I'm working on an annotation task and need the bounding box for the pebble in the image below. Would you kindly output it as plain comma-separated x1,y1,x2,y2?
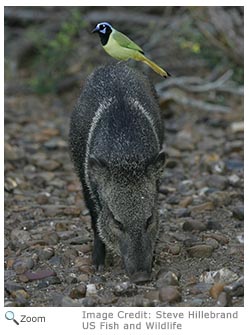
182,219,207,232
5,177,18,191
38,246,54,260
232,206,244,220
225,159,243,171
86,283,97,296
132,296,155,307
37,276,61,288
187,244,213,258
35,159,61,171
224,276,244,297
188,282,212,295
206,174,227,190
200,268,239,284
25,269,56,281
144,290,160,301
69,284,87,299
168,244,181,255
13,257,34,274
156,270,179,288
114,281,137,297
216,291,231,307
36,192,51,205
228,174,240,186
174,208,191,218
5,281,24,293
204,238,219,249
209,283,225,299
10,228,31,249
60,296,82,307
230,121,243,133
159,286,182,303
43,232,59,245
179,196,193,208
190,202,214,213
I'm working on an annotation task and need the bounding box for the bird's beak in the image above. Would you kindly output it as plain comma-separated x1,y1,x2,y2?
92,27,99,33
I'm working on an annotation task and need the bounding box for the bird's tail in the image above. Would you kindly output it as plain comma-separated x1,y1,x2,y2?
138,54,171,78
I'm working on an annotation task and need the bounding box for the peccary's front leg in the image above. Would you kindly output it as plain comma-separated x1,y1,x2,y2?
92,232,106,271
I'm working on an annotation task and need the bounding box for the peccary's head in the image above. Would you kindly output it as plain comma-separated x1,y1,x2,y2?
88,151,166,281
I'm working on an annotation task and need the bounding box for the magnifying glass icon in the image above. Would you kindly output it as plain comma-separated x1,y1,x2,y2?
5,311,19,325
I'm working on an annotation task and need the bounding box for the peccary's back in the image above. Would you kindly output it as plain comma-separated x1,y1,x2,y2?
69,62,163,179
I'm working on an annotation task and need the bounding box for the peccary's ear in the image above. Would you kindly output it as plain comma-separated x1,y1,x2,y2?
155,151,168,173
89,156,106,169
147,151,167,176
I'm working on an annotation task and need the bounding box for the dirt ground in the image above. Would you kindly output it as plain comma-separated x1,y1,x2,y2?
4,6,244,307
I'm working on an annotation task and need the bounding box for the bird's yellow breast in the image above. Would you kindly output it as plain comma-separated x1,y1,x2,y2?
103,35,135,61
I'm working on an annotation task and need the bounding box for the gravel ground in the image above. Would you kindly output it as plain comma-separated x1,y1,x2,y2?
4,6,244,307
4,88,244,307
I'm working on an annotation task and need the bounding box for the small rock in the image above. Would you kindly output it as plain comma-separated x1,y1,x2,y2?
179,196,193,208
36,159,61,171
174,208,190,218
230,121,243,133
38,246,54,260
5,177,18,192
228,174,240,186
13,257,34,274
132,296,155,307
78,274,90,282
225,159,243,171
168,244,181,255
216,291,231,307
224,276,244,297
61,296,82,307
66,273,78,284
36,192,51,205
25,269,56,281
114,281,137,297
210,283,225,299
187,245,213,258
69,284,87,299
206,175,227,190
156,270,179,288
190,202,214,213
5,281,24,293
188,282,212,295
144,290,160,301
232,207,244,220
86,283,97,296
204,238,219,249
10,229,31,249
200,268,239,284
182,219,207,232
43,232,59,245
159,286,181,303
11,289,30,300
37,276,61,288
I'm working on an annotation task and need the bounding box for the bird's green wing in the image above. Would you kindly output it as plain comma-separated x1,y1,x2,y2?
112,30,144,53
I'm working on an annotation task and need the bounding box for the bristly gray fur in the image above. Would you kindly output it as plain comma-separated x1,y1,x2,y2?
69,62,165,278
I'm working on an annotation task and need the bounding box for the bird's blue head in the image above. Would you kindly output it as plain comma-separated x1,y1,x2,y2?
92,22,113,35
92,22,113,45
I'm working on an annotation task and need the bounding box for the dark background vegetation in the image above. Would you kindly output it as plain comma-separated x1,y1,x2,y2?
4,6,244,307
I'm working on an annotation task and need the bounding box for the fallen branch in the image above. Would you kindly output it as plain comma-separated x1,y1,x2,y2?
159,89,231,113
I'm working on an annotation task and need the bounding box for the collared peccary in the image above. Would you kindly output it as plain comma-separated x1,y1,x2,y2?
69,62,166,282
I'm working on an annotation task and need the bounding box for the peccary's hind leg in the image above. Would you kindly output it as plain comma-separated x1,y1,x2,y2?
81,180,106,270
92,231,106,271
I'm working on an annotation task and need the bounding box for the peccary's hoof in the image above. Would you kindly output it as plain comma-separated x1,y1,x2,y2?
93,264,104,272
130,272,152,284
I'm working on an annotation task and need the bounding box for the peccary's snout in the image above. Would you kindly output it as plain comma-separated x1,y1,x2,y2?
120,231,154,283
